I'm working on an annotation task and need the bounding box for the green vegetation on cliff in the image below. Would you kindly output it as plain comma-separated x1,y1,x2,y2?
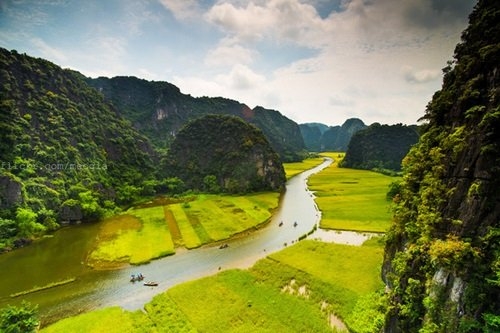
0,48,156,250
341,123,419,172
383,1,500,331
87,76,306,161
164,114,286,193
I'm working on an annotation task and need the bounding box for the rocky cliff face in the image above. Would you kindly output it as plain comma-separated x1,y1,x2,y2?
383,1,500,332
0,175,23,208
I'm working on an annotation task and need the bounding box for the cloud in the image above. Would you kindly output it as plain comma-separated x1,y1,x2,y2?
216,64,266,90
205,0,327,48
158,0,201,20
403,66,441,84
30,38,68,63
402,0,475,29
204,38,258,67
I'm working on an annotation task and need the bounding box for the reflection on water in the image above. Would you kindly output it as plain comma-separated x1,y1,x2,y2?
308,228,380,245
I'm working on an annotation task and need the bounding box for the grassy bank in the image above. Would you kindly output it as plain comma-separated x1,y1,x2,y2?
309,152,398,232
87,192,280,268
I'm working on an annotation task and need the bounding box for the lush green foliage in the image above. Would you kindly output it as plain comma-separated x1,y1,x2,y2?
0,301,39,333
383,1,500,331
0,48,157,250
341,123,419,171
87,76,306,162
165,115,286,193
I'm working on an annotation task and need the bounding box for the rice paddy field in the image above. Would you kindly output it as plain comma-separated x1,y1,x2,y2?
87,192,280,268
283,156,325,179
42,154,392,332
41,239,385,333
309,152,398,232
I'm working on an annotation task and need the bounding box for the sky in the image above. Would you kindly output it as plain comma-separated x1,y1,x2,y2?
0,0,476,126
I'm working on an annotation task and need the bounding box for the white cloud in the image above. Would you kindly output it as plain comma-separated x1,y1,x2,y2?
403,66,441,84
216,64,266,90
1,0,473,127
204,38,258,67
30,38,68,64
158,0,201,20
205,0,327,47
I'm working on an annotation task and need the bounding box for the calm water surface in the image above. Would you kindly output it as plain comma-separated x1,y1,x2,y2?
0,158,361,326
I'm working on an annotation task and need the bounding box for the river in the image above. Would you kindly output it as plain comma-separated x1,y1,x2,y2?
0,157,371,326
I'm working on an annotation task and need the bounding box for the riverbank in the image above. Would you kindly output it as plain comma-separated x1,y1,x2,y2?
309,152,398,233
41,238,385,333
39,156,393,331
1,157,331,327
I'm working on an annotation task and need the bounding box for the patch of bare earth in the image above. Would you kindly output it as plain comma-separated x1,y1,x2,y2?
282,280,348,331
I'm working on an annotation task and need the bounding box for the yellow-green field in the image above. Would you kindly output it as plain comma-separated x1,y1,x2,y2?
283,156,325,179
42,153,393,332
87,193,280,268
309,152,398,232
42,239,385,333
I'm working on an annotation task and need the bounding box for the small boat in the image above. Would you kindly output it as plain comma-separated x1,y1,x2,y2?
144,281,158,287
130,274,145,282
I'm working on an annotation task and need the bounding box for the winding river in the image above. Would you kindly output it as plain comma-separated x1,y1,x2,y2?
0,157,369,325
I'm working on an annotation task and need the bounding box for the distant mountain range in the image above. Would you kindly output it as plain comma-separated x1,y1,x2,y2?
0,46,420,251
299,118,367,151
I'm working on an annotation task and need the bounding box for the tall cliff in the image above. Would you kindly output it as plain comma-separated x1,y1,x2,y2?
383,1,500,332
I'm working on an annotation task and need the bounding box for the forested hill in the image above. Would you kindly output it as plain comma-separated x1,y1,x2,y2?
341,123,419,172
0,48,301,251
164,114,286,193
383,0,500,331
299,118,366,151
0,48,156,249
87,76,305,162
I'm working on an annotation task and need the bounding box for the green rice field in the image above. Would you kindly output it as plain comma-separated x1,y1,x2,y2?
42,239,384,333
42,153,392,332
87,193,280,268
309,152,398,232
283,156,325,179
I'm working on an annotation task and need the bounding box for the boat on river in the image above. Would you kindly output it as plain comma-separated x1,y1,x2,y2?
144,281,158,287
130,274,144,282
